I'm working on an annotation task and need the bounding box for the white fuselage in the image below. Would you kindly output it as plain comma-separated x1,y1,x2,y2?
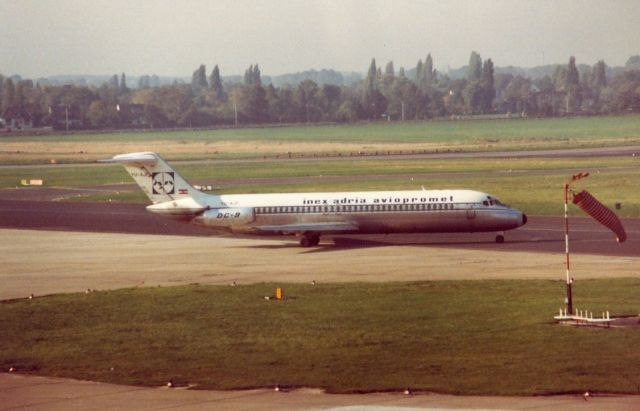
148,189,527,236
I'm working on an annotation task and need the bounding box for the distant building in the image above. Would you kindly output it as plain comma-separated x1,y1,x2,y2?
2,106,33,130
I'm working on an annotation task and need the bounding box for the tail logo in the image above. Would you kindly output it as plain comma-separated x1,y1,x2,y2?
152,172,175,194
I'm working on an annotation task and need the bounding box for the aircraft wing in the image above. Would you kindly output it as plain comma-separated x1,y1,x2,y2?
254,221,358,234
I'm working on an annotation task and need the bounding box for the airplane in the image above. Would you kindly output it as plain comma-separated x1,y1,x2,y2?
102,152,527,247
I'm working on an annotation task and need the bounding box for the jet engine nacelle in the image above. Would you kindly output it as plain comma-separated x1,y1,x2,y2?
195,207,255,228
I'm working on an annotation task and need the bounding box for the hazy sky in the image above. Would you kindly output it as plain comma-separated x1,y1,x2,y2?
1,0,638,78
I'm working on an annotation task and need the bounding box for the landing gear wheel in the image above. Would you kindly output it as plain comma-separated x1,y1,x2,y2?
300,237,312,247
300,234,320,247
495,234,505,244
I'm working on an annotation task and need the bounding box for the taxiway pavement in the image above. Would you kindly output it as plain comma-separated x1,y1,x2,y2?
0,198,637,257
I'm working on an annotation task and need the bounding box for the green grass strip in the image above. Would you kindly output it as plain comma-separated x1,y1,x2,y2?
3,116,640,144
2,280,640,395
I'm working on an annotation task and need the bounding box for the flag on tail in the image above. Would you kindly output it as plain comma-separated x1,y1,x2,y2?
572,190,626,243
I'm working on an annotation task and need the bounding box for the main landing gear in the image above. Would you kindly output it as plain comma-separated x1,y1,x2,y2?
299,233,320,247
495,232,505,243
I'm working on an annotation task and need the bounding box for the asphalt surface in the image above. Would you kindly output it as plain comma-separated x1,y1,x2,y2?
0,198,637,257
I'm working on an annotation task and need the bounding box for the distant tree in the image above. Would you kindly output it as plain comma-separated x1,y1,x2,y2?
209,65,225,100
108,74,119,89
552,65,567,91
444,78,467,115
591,60,607,90
178,103,215,127
494,73,514,98
318,84,341,121
243,65,253,85
503,76,534,114
467,51,483,82
362,58,386,120
244,64,261,86
149,84,192,124
87,100,118,127
462,80,484,114
385,61,394,77
295,80,320,122
565,56,582,112
0,74,4,112
380,61,396,97
191,64,208,91
120,73,128,93
415,59,423,83
566,56,580,88
242,84,267,123
418,53,435,91
276,87,298,123
533,75,557,116
2,78,15,111
254,64,262,85
398,67,406,78
237,64,267,122
480,58,495,112
337,99,360,122
386,76,418,120
264,84,281,122
14,82,25,107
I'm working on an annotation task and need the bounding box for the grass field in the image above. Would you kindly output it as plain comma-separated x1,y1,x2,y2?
2,280,639,395
1,116,640,164
3,116,640,144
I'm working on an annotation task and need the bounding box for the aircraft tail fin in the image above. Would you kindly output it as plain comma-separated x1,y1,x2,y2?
101,152,204,204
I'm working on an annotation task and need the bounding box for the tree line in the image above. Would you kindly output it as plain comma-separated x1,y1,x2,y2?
2,52,640,130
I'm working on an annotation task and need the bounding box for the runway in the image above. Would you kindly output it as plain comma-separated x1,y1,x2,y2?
0,198,637,257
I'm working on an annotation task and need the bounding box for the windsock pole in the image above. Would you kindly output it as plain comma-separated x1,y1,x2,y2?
564,172,589,315
564,182,573,315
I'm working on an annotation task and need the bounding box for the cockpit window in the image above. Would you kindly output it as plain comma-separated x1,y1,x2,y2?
483,197,508,207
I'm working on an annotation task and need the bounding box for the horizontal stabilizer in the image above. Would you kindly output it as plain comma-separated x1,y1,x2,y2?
99,152,158,166
255,221,358,233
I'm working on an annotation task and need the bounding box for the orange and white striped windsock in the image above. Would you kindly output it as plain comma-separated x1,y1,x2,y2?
572,190,627,243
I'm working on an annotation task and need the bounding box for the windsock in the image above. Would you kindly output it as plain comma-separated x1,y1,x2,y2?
572,190,626,243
